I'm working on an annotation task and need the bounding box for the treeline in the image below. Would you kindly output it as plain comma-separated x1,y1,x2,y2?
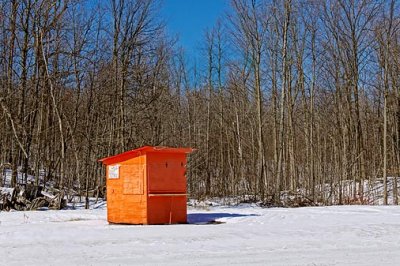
0,0,399,205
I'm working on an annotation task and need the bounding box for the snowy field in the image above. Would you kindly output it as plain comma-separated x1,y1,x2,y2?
1,205,400,266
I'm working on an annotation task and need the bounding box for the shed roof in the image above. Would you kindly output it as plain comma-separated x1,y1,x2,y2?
99,146,195,165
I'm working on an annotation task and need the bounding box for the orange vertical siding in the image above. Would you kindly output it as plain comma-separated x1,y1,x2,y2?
147,195,187,224
146,152,187,224
107,155,148,224
147,152,187,193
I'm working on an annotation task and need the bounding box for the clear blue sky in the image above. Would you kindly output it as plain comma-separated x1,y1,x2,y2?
160,0,229,57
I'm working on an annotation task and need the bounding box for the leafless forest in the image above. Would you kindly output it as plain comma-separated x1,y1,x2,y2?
0,0,399,206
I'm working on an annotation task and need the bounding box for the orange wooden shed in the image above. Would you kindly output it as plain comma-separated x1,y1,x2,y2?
99,146,194,225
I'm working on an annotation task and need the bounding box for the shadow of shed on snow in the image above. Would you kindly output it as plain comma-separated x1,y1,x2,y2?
187,212,259,224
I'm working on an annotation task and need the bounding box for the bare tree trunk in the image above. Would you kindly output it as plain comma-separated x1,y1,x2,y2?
276,0,291,202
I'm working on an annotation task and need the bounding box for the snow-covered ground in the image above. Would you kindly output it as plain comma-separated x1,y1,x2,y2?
1,205,400,266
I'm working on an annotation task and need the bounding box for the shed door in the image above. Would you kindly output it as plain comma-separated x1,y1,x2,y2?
122,164,144,195
148,159,186,193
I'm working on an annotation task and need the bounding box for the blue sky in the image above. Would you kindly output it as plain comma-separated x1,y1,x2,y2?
160,0,229,57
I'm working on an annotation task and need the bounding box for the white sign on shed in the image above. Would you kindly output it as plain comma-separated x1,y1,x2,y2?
108,165,120,179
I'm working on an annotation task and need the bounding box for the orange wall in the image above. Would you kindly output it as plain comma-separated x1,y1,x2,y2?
147,195,187,224
106,155,148,224
146,152,187,193
146,152,187,224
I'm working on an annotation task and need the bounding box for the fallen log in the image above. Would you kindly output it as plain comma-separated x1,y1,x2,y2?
29,197,49,210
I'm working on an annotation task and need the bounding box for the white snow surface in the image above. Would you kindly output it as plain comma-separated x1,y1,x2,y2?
1,205,400,265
